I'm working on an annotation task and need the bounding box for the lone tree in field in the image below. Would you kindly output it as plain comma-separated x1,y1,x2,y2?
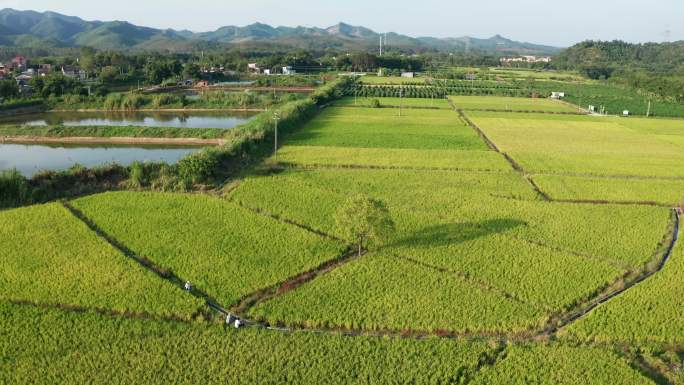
334,194,395,257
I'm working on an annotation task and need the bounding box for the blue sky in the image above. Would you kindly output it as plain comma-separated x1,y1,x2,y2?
0,0,680,47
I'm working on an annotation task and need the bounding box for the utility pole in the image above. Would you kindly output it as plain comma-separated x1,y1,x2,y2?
379,35,383,56
399,87,403,117
273,112,281,161
647,100,652,117
579,93,582,113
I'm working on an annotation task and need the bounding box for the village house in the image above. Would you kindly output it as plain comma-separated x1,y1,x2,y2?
282,66,296,75
11,55,27,70
38,64,52,76
401,72,415,78
248,63,261,73
61,65,87,80
16,68,37,82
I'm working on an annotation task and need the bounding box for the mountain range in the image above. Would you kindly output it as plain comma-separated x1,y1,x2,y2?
0,8,562,55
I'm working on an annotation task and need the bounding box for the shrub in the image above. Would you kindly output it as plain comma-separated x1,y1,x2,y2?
104,94,123,110
150,164,179,192
151,94,179,108
128,161,145,188
121,94,147,110
0,169,29,208
177,148,221,184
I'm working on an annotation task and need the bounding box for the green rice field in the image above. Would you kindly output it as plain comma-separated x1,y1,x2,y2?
4,92,684,383
449,96,580,113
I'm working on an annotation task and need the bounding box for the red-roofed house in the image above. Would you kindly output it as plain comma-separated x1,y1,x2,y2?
11,56,27,70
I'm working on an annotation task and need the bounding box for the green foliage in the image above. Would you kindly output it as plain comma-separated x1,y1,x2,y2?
334,96,450,109
335,194,394,254
177,147,221,184
0,79,19,98
103,93,123,110
29,74,83,97
120,94,146,110
0,204,204,318
72,192,346,305
182,63,202,80
197,90,281,109
128,161,145,188
144,59,182,85
0,98,43,111
0,169,29,208
253,75,320,87
150,94,182,108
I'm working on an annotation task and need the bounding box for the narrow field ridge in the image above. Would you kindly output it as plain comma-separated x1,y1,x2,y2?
61,201,230,317
542,208,680,337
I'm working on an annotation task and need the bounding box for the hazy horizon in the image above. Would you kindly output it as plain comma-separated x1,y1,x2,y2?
0,0,681,47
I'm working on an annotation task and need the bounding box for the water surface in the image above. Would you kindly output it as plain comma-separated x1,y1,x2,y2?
0,143,202,177
0,111,257,129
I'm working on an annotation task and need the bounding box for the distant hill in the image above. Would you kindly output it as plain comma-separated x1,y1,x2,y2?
553,40,684,72
0,9,562,55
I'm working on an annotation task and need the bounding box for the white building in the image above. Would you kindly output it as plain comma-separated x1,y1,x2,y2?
282,66,296,75
401,72,415,78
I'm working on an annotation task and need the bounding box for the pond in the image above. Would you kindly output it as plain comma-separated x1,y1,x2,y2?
0,143,202,177
0,111,258,129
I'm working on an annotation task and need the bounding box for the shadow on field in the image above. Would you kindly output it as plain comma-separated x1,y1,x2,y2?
390,219,526,248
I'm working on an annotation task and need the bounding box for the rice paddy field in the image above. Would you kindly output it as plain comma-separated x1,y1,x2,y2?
449,95,580,113
3,94,684,384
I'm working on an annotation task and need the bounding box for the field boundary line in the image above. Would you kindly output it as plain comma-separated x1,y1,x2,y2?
455,107,587,116
460,343,510,385
504,234,633,271
453,104,551,201
531,171,684,182
541,208,680,337
392,253,547,311
7,299,195,324
279,161,513,174
230,247,359,315
230,200,346,243
490,192,674,209
61,201,231,317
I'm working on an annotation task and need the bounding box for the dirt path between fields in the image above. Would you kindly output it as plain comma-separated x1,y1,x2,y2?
62,201,230,318
451,101,551,201
541,208,680,337
0,136,225,146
